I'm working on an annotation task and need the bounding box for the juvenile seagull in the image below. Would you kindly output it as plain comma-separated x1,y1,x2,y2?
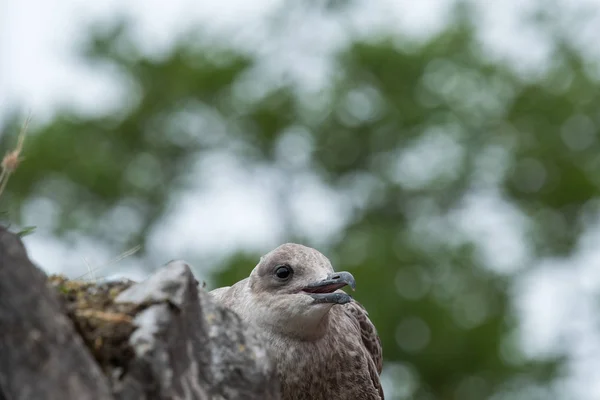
210,243,383,400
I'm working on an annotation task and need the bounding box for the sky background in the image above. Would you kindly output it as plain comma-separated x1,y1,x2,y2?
2,0,600,398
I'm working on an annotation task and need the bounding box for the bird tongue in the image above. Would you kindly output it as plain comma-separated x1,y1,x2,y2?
302,283,347,294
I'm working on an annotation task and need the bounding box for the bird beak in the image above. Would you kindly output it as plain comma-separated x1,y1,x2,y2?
302,271,356,305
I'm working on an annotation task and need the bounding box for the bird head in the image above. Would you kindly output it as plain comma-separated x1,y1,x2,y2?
247,243,356,339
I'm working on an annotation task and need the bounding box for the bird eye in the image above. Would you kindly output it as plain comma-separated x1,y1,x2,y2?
275,265,292,280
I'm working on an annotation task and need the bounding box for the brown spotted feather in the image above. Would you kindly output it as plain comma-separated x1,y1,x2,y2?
344,300,384,399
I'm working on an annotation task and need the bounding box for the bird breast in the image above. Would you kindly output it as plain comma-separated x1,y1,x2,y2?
266,307,382,400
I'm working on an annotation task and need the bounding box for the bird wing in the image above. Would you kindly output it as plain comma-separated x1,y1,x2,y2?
209,286,239,311
344,299,384,399
209,278,250,310
209,286,231,302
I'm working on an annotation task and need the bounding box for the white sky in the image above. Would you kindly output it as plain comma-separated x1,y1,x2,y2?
2,0,600,398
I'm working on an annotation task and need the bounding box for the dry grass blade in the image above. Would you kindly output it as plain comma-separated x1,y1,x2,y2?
74,309,133,324
0,113,31,199
75,244,143,281
83,257,96,282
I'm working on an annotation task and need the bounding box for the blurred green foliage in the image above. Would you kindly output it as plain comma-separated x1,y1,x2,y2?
2,2,599,399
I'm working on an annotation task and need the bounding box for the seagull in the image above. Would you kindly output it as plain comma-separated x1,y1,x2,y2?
210,243,384,400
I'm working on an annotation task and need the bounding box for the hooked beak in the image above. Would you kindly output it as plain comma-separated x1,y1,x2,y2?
302,271,356,305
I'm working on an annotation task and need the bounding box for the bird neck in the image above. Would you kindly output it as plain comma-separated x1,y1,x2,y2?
277,304,334,341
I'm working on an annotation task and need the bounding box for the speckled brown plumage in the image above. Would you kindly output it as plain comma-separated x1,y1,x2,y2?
210,243,384,400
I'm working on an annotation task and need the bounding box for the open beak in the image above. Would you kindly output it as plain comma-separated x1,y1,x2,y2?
302,271,356,305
